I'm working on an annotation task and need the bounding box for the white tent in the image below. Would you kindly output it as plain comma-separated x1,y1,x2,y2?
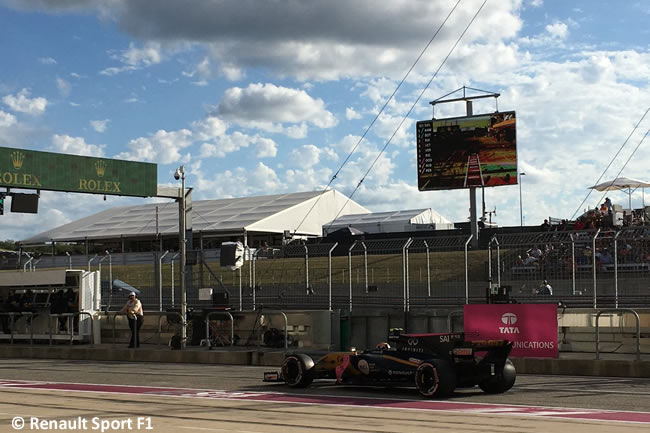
324,208,454,236
21,190,370,244
588,177,650,210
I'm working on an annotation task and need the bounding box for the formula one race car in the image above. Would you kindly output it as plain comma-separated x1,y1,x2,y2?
264,330,515,398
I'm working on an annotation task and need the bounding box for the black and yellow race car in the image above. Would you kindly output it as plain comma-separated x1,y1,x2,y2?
265,330,515,398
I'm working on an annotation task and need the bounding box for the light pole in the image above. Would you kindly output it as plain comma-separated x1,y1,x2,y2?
519,172,526,226
174,165,187,349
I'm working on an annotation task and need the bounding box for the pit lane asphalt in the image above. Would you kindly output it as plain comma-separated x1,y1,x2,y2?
0,358,649,413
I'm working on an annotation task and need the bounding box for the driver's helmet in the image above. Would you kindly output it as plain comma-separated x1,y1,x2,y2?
376,342,391,350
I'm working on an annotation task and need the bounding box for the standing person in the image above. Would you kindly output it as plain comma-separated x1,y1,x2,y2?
121,292,143,348
536,280,553,296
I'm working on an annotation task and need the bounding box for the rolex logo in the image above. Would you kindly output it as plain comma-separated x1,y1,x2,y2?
95,160,106,177
11,151,24,169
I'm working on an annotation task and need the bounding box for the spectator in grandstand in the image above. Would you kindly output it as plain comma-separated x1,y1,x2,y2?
530,246,543,260
121,292,143,348
540,219,550,231
599,203,609,216
536,280,553,296
600,249,614,267
573,218,586,231
604,197,613,213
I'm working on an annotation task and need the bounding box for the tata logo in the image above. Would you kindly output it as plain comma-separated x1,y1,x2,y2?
499,312,520,334
407,338,419,346
501,312,517,325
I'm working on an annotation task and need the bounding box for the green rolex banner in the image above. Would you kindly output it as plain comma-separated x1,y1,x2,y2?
0,146,157,197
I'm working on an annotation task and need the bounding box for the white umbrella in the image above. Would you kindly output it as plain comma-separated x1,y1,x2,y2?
589,177,650,210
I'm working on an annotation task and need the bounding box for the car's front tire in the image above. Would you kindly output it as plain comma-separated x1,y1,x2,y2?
415,359,456,398
281,355,314,388
478,359,516,394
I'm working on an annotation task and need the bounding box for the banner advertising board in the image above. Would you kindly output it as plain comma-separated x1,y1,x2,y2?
0,146,157,197
417,111,517,191
464,304,558,358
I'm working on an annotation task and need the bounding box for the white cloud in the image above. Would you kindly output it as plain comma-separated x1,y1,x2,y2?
221,63,243,81
100,42,163,75
192,116,228,141
285,166,332,191
199,131,277,159
99,65,136,76
195,162,283,198
288,144,322,167
345,107,362,120
529,0,543,7
116,129,193,164
200,131,250,158
51,134,105,157
2,89,48,115
254,137,277,158
56,77,71,97
216,83,337,134
285,123,308,139
0,110,17,128
121,41,162,66
38,57,57,65
90,119,110,133
546,21,569,39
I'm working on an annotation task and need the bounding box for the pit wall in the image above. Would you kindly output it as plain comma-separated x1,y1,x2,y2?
96,307,650,354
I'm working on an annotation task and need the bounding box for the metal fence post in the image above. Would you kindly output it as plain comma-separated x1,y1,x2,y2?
328,242,338,311
158,250,169,312
87,254,97,272
405,238,413,312
97,254,107,311
303,245,309,294
464,234,473,304
171,252,179,308
348,241,357,312
614,230,620,308
592,228,601,308
423,240,431,297
570,233,576,295
362,242,368,294
487,238,493,283
402,238,413,313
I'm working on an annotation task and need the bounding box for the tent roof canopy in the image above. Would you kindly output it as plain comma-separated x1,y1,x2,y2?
21,190,369,245
588,177,650,191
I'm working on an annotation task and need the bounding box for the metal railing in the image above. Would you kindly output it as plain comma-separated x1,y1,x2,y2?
447,310,464,333
48,311,94,345
0,311,94,345
595,308,641,361
205,311,234,348
0,312,34,344
257,309,288,350
110,311,183,347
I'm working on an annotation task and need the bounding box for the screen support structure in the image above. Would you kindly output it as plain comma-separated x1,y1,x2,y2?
429,87,500,248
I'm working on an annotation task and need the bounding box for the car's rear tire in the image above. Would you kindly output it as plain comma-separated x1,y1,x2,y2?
281,355,314,388
415,359,456,398
479,359,516,394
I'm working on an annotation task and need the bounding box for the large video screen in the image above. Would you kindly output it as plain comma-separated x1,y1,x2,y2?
417,111,517,191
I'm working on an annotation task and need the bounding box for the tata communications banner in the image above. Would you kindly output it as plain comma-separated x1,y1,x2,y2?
464,304,558,358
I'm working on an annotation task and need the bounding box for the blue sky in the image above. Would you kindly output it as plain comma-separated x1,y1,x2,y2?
1,0,649,241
